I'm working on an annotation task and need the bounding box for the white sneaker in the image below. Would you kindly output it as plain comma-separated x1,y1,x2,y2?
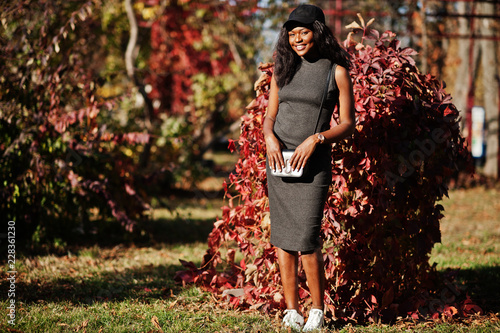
302,308,324,332
282,309,304,331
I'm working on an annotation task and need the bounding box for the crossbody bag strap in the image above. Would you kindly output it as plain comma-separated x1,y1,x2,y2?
313,63,335,134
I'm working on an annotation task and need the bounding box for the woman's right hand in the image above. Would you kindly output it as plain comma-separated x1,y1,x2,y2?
265,134,284,172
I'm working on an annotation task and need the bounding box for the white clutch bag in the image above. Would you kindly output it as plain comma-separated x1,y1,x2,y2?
270,150,304,178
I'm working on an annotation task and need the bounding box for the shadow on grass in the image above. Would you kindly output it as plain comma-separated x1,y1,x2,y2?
80,215,217,248
9,196,223,305
30,192,225,253
7,188,225,257
452,265,500,314
13,261,199,305
1,192,223,305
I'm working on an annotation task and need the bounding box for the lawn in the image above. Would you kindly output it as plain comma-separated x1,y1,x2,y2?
1,184,500,332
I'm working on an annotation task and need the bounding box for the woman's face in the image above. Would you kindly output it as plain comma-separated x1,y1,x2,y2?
288,26,317,58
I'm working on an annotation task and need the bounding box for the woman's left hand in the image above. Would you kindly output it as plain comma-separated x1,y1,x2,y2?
289,134,319,171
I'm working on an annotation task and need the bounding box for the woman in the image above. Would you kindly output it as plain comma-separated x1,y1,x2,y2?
263,4,355,331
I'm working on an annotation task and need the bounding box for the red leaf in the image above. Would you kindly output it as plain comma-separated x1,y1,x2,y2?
228,139,237,152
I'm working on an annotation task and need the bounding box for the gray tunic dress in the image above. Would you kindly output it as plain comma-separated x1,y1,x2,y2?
267,58,338,252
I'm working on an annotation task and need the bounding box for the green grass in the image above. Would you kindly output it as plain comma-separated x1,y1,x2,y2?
5,292,277,332
1,186,500,332
431,186,500,269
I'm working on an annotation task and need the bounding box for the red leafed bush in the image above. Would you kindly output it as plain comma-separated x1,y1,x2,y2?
176,19,474,323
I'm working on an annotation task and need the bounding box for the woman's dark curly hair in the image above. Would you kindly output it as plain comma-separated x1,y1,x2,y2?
274,20,351,88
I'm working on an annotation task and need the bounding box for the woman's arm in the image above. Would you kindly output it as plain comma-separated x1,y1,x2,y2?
263,75,285,172
322,65,356,143
289,65,356,171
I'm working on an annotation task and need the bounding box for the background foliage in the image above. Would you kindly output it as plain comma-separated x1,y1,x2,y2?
176,19,473,323
0,1,149,250
0,0,270,250
139,0,262,186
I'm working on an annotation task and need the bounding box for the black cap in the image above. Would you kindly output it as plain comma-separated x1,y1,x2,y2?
283,4,325,30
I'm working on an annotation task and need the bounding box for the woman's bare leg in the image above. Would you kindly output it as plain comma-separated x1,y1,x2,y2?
301,248,325,310
277,248,300,311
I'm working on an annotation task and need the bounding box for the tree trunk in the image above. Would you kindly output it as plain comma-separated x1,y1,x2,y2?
478,2,499,178
453,1,479,134
420,0,428,74
124,0,154,168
